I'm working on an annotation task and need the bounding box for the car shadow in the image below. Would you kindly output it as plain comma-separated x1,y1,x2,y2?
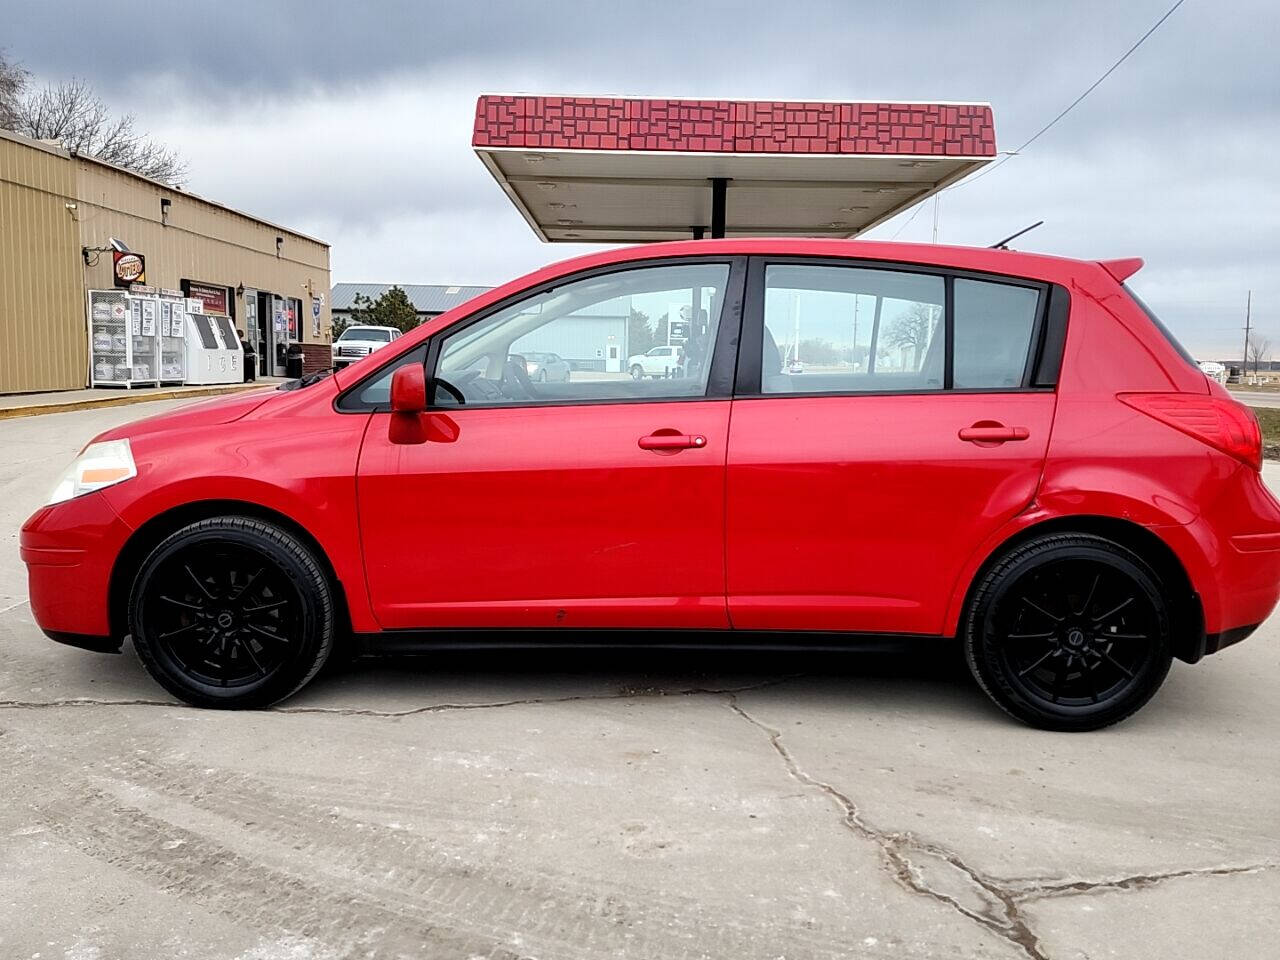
291,642,984,717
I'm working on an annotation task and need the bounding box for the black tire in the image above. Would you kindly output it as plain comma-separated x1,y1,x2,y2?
128,516,334,708
963,534,1173,731
630,364,644,381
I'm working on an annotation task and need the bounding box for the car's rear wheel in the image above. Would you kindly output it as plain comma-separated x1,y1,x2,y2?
630,364,644,380
963,534,1173,731
128,517,334,708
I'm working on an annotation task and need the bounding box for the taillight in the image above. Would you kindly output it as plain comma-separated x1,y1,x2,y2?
1119,392,1262,471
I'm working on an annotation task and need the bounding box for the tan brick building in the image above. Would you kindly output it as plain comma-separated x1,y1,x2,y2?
0,128,332,393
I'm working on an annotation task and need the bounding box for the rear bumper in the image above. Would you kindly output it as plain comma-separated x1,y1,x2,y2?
20,492,132,644
1205,622,1259,656
1167,467,1280,655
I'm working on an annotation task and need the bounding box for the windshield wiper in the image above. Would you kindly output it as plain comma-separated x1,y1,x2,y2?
277,368,335,392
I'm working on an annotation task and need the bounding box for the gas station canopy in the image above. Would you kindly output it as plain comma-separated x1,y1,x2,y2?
473,95,996,242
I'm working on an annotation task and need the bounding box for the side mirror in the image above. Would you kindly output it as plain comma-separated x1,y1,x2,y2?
390,364,427,414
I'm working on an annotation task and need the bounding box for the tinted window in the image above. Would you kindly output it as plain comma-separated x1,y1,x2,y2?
952,279,1040,388
761,265,945,394
435,263,730,406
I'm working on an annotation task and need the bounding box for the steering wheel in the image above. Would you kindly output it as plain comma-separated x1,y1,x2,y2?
434,367,481,405
501,355,536,400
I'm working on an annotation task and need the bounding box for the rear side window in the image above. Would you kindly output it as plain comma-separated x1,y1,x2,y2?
1125,286,1199,368
953,279,1040,388
754,263,1046,395
760,264,946,394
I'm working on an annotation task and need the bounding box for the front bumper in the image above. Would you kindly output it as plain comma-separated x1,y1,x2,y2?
20,491,133,647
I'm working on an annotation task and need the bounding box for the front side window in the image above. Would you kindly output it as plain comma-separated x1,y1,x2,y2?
435,262,730,407
761,265,946,394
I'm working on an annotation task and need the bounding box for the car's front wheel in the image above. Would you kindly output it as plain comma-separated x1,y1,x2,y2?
629,364,644,380
963,533,1173,731
128,516,334,708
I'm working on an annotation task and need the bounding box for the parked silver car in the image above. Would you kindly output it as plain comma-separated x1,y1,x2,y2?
514,351,571,383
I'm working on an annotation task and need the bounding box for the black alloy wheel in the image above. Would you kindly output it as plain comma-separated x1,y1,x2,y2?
129,517,334,708
964,534,1173,731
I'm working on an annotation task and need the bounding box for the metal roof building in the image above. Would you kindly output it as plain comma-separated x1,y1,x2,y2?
330,283,491,319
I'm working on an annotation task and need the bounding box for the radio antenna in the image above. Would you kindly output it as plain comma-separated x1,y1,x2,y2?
989,221,1044,250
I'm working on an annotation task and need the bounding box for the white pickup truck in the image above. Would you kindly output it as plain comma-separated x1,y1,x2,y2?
627,345,683,380
331,325,401,369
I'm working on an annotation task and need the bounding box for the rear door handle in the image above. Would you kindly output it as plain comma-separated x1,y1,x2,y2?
638,433,707,451
958,423,1030,443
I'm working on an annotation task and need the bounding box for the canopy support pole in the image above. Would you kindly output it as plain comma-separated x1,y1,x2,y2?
710,178,727,238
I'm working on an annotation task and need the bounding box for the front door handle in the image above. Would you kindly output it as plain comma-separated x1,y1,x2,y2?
638,432,707,451
958,422,1030,443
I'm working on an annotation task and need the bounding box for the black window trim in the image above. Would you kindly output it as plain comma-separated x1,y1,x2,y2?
734,255,1069,399
334,255,748,414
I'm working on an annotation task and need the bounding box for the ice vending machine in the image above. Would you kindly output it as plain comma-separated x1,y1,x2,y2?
183,300,242,384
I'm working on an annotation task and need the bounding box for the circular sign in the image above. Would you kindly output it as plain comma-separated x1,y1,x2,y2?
114,253,145,283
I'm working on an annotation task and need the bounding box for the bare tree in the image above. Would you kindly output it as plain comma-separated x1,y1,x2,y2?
884,302,940,370
1,51,187,185
1247,331,1272,377
0,49,29,129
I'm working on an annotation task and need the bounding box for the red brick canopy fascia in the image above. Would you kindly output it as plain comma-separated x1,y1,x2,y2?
474,95,996,158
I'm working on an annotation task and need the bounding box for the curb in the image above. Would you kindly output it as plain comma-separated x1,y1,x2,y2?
0,383,272,421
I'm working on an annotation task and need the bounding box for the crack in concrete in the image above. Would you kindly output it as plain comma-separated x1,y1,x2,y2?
0,697,182,710
725,693,1050,960
0,675,802,717
1011,862,1277,901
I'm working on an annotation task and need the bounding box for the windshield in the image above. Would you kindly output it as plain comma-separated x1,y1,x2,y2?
340,328,392,342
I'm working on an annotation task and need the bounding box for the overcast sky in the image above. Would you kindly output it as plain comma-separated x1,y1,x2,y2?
10,0,1278,357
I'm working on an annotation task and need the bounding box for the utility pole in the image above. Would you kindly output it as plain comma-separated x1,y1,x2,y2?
1243,290,1252,381
852,296,859,369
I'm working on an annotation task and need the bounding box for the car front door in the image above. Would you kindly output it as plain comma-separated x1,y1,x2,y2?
354,258,745,631
725,258,1061,635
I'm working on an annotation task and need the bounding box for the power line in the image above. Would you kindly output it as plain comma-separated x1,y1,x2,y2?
955,0,1188,192
889,0,1189,239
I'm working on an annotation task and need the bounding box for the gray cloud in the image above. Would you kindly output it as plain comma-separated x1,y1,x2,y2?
7,0,1278,356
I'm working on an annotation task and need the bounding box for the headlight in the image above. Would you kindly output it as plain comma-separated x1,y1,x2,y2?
47,439,137,505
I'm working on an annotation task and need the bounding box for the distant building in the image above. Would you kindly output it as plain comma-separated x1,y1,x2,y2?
330,283,491,328
330,282,631,371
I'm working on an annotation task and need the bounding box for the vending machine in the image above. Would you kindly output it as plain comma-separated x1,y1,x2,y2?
183,299,242,384
158,291,188,383
89,290,161,387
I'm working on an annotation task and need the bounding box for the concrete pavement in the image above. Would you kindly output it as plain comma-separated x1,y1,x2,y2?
1,399,1278,960
1229,390,1280,409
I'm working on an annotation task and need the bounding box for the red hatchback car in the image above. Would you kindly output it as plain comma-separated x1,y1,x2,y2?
21,239,1280,729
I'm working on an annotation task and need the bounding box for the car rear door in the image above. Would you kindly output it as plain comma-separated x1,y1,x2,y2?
725,257,1063,635
353,257,746,631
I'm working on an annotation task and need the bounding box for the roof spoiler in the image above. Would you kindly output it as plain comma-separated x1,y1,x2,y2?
1100,258,1144,283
